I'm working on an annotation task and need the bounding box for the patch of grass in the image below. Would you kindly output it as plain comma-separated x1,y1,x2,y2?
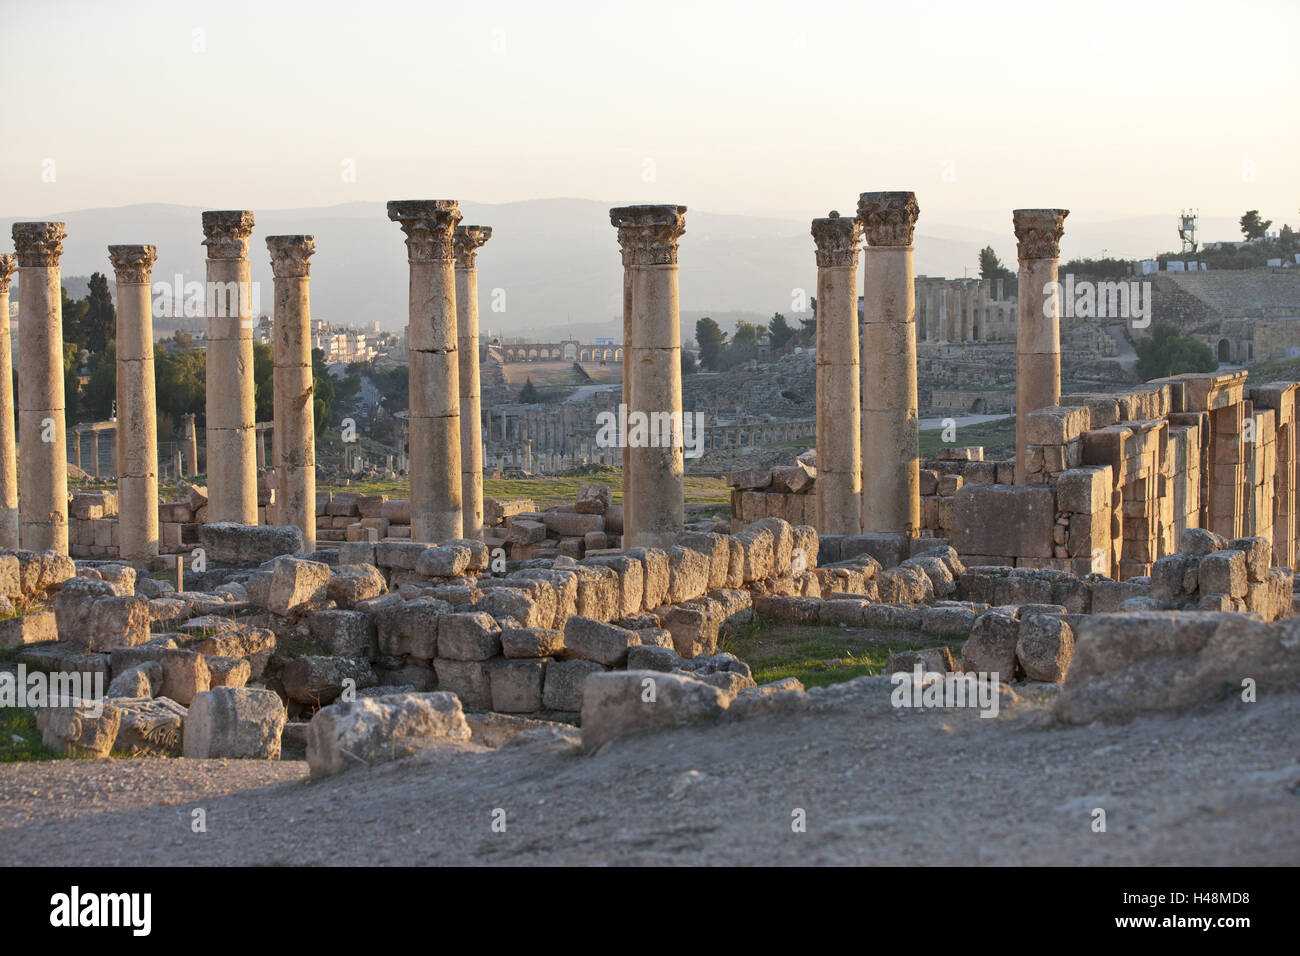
324,473,732,511
719,621,955,689
277,636,326,658
0,708,66,762
918,415,1016,461
1246,357,1300,384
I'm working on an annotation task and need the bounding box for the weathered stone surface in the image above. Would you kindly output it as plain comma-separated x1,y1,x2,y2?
37,699,122,758
157,648,210,706
573,565,620,621
107,660,161,699
415,544,472,578
375,597,444,659
501,627,564,659
575,483,611,514
951,485,1055,559
476,585,552,629
327,563,387,608
55,577,150,651
581,670,730,750
732,525,774,582
200,523,304,564
665,545,710,603
489,658,546,712
1016,614,1074,682
183,687,286,759
305,691,471,778
1199,550,1247,598
113,696,187,756
627,644,684,671
437,612,502,661
0,609,57,648
281,656,377,706
961,609,1020,679
194,625,276,678
542,659,603,711
11,550,75,599
662,604,719,658
308,609,376,658
625,548,670,609
206,655,250,688
580,555,644,618
268,557,330,615
563,616,639,667
885,646,957,674
432,658,493,709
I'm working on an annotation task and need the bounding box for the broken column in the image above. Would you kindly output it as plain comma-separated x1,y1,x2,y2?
181,413,198,477
108,244,160,561
454,224,492,539
1013,208,1069,485
12,222,69,552
267,235,317,552
857,192,921,537
610,204,687,548
811,211,863,535
0,255,17,548
388,200,463,543
201,210,258,523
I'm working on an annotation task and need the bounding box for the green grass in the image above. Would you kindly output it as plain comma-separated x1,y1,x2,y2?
0,708,66,762
276,636,326,658
1245,357,1300,384
918,415,1016,461
719,621,956,689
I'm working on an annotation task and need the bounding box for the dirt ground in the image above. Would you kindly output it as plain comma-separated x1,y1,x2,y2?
2,686,1297,866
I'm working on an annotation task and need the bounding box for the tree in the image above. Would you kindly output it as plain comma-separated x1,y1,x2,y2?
731,321,766,351
681,350,697,375
154,347,206,427
518,377,540,403
82,345,117,421
695,317,727,370
978,246,1014,281
82,272,115,353
312,348,335,434
1240,210,1272,241
253,343,274,421
1134,322,1217,380
768,312,796,350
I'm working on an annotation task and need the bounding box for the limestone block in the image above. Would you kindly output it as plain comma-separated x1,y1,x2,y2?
437,612,502,661
489,658,546,712
308,609,377,658
575,483,611,514
501,627,565,659
542,659,604,711
304,691,469,777
951,485,1055,559
1025,405,1090,446
327,563,387,609
1016,614,1074,682
268,557,330,615
433,658,493,709
183,687,287,759
563,616,639,666
37,699,122,758
113,697,186,756
580,555,644,617
158,649,211,706
961,609,1020,679
1199,550,1247,598
281,655,377,706
206,655,250,688
415,544,472,578
200,522,304,564
580,670,730,750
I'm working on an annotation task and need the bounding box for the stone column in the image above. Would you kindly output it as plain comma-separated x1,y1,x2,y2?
857,192,921,537
70,429,81,470
267,235,318,552
182,413,198,477
89,429,100,477
388,200,463,543
811,212,863,535
611,210,638,537
1012,209,1069,485
0,256,17,548
202,211,258,523
610,205,687,548
454,224,492,539
12,222,69,552
108,244,161,561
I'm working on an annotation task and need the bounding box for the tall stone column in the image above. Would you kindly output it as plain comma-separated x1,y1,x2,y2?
388,200,463,543
108,244,160,561
182,413,198,477
1012,209,1069,485
201,211,258,523
610,204,687,548
0,255,17,548
12,222,69,552
267,235,318,552
811,212,863,535
454,224,492,539
857,192,921,537
89,430,100,477
611,211,638,536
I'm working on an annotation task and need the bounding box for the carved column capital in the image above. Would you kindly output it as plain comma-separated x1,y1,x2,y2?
201,210,255,259
811,211,863,267
387,200,461,262
610,204,687,265
266,235,316,278
1013,208,1069,260
107,244,159,284
856,192,920,247
12,222,66,267
454,225,493,269
0,254,16,293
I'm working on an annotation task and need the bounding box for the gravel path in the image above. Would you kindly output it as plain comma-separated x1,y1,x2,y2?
2,688,1297,866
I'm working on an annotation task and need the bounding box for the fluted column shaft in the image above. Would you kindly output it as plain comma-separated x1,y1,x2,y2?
12,222,69,552
858,192,921,537
454,225,492,539
812,213,863,535
108,244,160,560
202,210,258,523
1013,208,1069,485
388,200,463,543
268,235,317,551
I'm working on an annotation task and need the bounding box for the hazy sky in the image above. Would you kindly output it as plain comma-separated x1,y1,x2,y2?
1,0,1296,229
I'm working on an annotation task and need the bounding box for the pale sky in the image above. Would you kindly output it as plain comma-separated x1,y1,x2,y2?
1,0,1296,229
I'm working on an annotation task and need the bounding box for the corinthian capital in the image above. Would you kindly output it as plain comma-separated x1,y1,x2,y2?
107,244,159,284
201,210,256,259
811,212,863,268
609,204,687,266
387,200,461,262
0,254,15,294
856,192,920,247
266,235,316,278
1012,208,1069,260
454,225,493,269
12,222,66,267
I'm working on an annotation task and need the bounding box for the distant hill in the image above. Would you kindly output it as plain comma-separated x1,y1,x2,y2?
2,200,1239,338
